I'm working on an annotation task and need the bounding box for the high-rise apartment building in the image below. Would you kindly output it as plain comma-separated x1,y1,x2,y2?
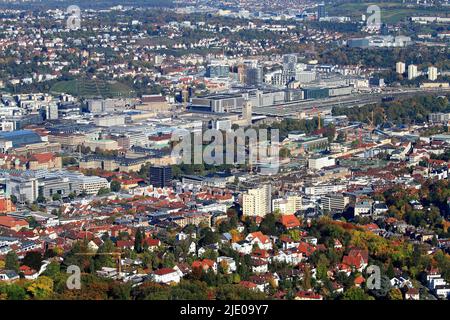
242,184,272,217
428,66,438,81
396,62,405,74
408,64,418,80
317,2,326,20
272,195,302,215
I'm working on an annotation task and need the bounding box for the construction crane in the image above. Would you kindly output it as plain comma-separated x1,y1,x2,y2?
75,251,123,277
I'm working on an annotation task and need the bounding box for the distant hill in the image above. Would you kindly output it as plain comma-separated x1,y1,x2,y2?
0,0,175,10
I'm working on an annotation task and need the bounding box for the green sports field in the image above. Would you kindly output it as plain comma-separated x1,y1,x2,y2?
50,78,135,98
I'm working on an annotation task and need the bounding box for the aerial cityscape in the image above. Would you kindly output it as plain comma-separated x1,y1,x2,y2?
0,0,449,303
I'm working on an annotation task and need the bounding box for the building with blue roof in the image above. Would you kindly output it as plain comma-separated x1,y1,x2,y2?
0,130,42,148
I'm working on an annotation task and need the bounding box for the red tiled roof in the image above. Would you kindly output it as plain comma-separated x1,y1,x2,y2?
249,231,270,244
280,215,300,229
0,216,28,228
154,268,176,276
296,291,322,300
297,242,316,256
192,259,215,270
354,275,365,285
144,238,161,247
240,281,257,289
30,153,55,163
116,240,134,248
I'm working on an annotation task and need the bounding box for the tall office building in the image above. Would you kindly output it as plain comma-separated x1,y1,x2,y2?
245,66,263,87
408,64,418,80
205,64,230,78
149,166,173,188
282,54,298,79
321,194,349,212
396,62,405,74
428,66,438,81
242,184,272,217
317,2,326,20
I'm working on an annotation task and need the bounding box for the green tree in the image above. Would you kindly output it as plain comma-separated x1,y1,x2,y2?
388,288,403,300
0,283,26,300
36,195,46,203
5,251,19,272
110,180,121,192
22,251,43,271
259,213,280,236
52,193,62,201
94,239,116,270
134,228,144,253
342,287,374,300
97,188,111,196
199,228,219,246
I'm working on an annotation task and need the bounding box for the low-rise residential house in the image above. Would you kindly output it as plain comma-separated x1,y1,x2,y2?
272,249,303,265
251,249,270,263
231,240,253,255
245,232,272,250
217,256,236,273
174,263,191,278
19,265,39,280
279,215,301,230
372,201,388,215
342,248,369,272
152,268,181,284
0,270,19,282
354,200,373,216
295,291,323,300
252,258,269,274
116,240,134,250
405,288,420,300
144,238,161,251
334,239,343,250
331,282,344,294
303,236,318,246
298,241,316,257
192,259,217,273
198,243,219,257
240,280,260,292
279,235,299,250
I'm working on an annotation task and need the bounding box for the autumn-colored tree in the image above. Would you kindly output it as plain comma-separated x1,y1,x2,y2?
26,276,54,299
388,288,403,300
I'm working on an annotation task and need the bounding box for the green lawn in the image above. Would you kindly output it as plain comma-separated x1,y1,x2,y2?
50,78,135,98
